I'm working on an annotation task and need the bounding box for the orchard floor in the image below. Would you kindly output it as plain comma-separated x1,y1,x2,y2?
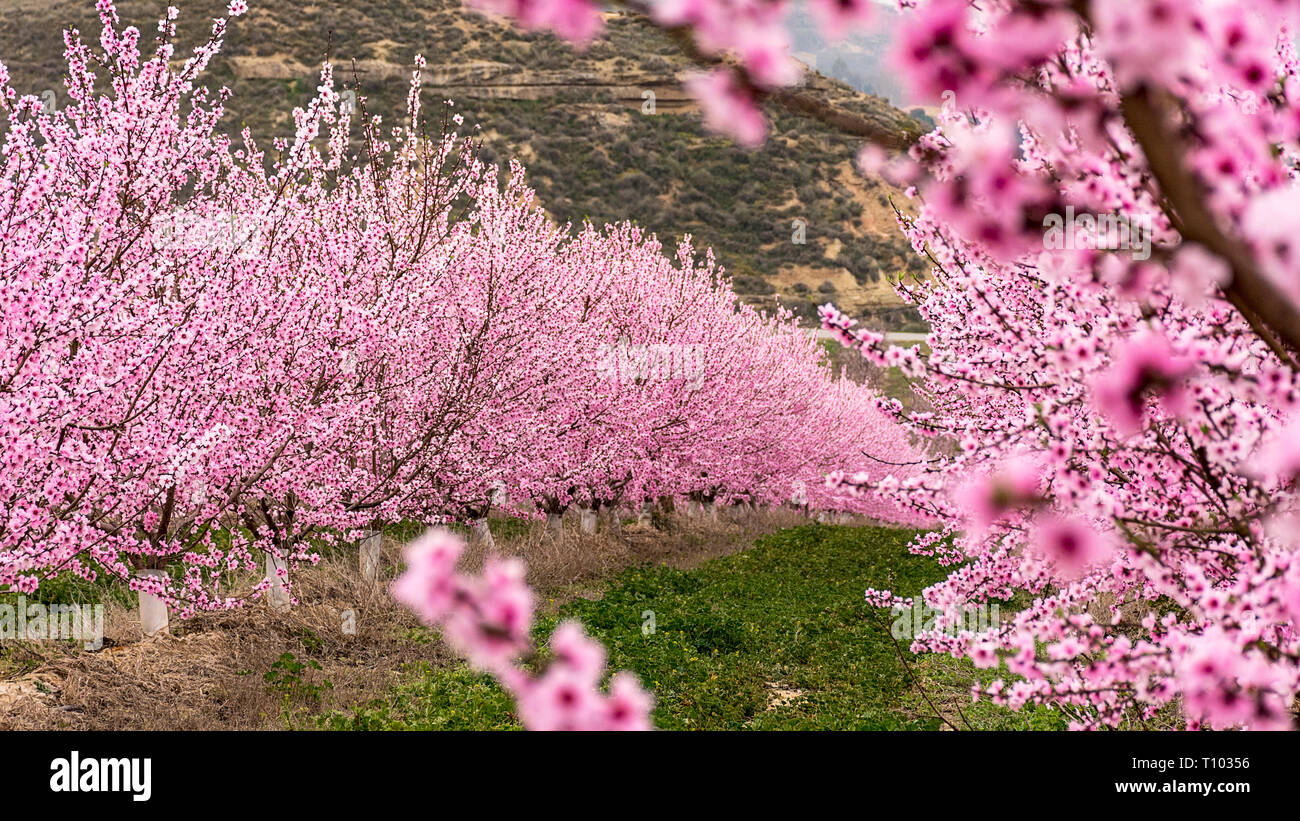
0,514,1060,730
324,524,1063,730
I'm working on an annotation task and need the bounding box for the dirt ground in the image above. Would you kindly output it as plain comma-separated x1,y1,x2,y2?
0,507,808,730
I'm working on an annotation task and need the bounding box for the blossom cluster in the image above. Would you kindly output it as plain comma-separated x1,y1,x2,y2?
392,528,653,730
833,1,1300,730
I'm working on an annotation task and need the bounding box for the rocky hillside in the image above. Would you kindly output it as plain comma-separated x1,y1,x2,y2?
0,0,927,327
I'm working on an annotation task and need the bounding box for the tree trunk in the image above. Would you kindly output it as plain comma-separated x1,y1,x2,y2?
265,551,291,613
491,483,509,509
471,518,496,550
360,530,383,583
137,569,170,637
579,505,597,535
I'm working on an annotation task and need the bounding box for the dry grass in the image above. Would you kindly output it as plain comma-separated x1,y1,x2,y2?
0,507,805,730
485,505,808,601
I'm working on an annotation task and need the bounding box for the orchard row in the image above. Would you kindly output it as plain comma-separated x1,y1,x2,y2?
0,5,924,614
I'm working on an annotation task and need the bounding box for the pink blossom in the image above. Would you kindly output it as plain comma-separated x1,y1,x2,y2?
392,530,654,730
1031,516,1114,580
549,619,607,681
683,69,767,147
604,671,655,731
1248,415,1300,483
808,0,874,41
891,0,988,103
953,455,1043,533
390,530,464,624
515,663,601,731
521,0,604,47
1092,332,1195,435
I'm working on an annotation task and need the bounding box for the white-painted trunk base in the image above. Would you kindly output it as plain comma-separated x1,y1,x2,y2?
579,506,597,535
491,483,509,508
138,569,170,637
360,530,383,583
265,552,291,613
472,518,496,550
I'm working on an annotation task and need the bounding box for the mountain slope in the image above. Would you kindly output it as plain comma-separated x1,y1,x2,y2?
0,0,926,326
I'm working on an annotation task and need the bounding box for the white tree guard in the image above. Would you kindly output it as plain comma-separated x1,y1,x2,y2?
137,568,170,637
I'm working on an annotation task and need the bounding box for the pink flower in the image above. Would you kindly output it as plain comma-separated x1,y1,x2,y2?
390,529,464,624
649,0,710,27
549,619,607,683
604,672,654,731
522,0,603,47
684,69,766,148
891,0,987,103
954,454,1043,533
808,0,874,41
1176,627,1291,730
1092,0,1196,90
442,556,535,672
392,530,652,729
1031,516,1113,579
465,0,603,47
1092,332,1194,435
1169,244,1230,306
1242,187,1300,304
515,623,654,730
515,664,599,731
1248,415,1300,483
971,641,1000,669
732,19,802,89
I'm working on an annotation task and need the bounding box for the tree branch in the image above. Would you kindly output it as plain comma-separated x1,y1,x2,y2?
1119,87,1300,365
617,2,924,150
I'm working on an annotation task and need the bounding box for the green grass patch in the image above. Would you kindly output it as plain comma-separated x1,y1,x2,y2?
0,566,136,611
325,525,1061,730
321,663,521,731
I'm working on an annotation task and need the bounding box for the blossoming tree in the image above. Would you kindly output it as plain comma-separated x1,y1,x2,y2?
476,0,1300,729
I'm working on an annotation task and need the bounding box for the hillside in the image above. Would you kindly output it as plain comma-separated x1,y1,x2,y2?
0,0,927,327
